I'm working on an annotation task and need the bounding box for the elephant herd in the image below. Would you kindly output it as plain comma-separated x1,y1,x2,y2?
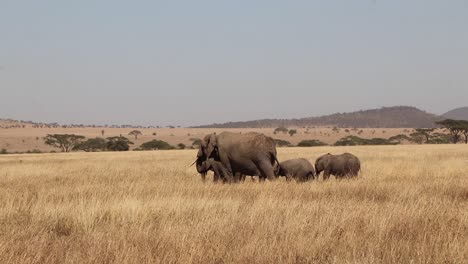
194,131,361,183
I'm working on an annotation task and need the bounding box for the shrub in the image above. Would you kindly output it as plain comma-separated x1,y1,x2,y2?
0,149,7,154
191,138,202,147
177,143,186,150
140,140,174,150
297,140,327,147
334,136,397,146
274,139,292,147
274,127,289,134
388,134,412,143
26,149,42,154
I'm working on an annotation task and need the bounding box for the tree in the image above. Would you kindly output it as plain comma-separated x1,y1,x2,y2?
288,129,297,137
411,128,435,143
140,140,174,150
435,119,464,144
128,130,142,140
106,136,134,151
409,132,425,144
74,138,107,152
459,120,468,144
43,134,85,152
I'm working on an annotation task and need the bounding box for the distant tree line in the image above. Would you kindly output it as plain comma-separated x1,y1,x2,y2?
42,134,186,153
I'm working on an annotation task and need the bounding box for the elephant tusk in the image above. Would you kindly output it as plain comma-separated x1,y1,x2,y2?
189,160,197,167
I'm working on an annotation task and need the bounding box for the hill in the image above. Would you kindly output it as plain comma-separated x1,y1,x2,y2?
196,106,440,128
442,107,468,121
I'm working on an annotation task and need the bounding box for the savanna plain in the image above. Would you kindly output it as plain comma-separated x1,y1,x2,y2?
0,145,467,264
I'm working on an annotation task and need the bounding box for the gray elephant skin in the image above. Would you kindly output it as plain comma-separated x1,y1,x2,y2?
275,158,315,182
315,153,361,180
197,159,231,183
195,132,279,182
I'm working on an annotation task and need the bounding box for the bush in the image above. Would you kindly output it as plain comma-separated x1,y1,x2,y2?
0,149,8,154
297,140,327,147
388,134,412,143
288,129,297,137
191,138,202,147
26,149,42,154
177,143,186,150
427,133,451,144
334,136,397,146
274,127,289,134
274,139,292,147
140,140,174,150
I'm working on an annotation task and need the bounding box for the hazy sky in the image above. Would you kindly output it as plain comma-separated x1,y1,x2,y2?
1,1,467,126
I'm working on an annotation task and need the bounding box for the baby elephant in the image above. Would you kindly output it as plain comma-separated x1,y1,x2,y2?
196,159,233,183
275,158,316,182
315,153,361,180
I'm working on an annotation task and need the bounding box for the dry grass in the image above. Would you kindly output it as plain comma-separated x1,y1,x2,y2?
0,145,467,263
0,126,412,152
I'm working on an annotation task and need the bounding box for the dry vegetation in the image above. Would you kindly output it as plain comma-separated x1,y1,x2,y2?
0,145,467,263
0,125,414,152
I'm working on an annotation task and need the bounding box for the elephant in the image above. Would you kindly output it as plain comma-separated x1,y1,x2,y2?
274,158,315,182
196,159,232,183
315,153,361,180
195,132,279,182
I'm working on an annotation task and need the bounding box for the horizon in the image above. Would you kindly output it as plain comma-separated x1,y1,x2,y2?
1,1,467,126
0,105,459,127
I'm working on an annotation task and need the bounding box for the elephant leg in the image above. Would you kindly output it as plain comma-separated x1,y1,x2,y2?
240,174,247,182
323,170,331,181
257,161,276,181
234,172,242,183
213,172,220,183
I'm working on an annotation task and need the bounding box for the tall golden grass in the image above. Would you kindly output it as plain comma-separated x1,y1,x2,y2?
0,145,467,263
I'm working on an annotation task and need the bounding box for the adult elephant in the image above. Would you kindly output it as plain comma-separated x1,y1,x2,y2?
315,153,361,180
195,132,279,182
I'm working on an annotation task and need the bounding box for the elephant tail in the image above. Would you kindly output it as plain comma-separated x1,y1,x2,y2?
269,151,280,167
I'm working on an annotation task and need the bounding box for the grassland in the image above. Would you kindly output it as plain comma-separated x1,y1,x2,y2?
0,126,414,153
0,145,467,263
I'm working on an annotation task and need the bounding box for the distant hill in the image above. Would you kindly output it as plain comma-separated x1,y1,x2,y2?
442,107,468,121
195,106,441,128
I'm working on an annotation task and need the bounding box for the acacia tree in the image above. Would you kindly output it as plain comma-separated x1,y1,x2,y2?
74,138,107,152
106,136,134,151
459,120,468,144
288,129,297,137
44,134,85,152
413,128,435,143
128,130,142,140
435,119,464,144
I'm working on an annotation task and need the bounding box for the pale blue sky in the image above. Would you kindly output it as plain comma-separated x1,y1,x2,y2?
1,1,467,126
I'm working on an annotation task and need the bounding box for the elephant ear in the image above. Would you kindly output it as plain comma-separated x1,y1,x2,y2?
205,133,218,159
